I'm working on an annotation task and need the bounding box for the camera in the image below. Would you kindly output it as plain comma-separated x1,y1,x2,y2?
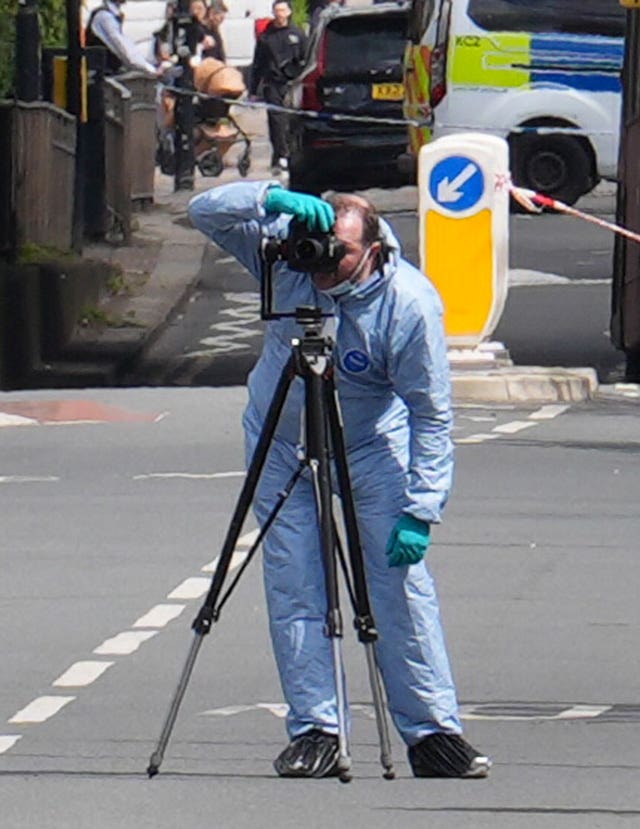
272,219,346,273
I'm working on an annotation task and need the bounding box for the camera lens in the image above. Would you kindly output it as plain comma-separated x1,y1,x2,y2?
294,238,323,264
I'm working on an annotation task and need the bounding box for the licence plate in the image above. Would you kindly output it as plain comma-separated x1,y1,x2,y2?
371,82,405,101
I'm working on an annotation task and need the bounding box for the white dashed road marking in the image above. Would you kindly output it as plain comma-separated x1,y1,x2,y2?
133,471,245,481
9,696,75,724
0,736,22,754
167,577,211,600
528,404,570,420
93,631,158,656
133,604,186,628
0,476,60,484
492,420,537,435
455,404,570,445
52,661,115,688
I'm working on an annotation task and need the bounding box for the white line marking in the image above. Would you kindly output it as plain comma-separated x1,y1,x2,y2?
132,472,245,480
0,735,22,754
492,421,537,435
201,531,260,572
8,696,75,724
509,269,609,287
52,661,114,687
0,476,60,483
202,550,250,573
528,404,570,420
455,433,500,444
237,529,260,547
201,705,257,717
0,414,38,427
132,604,186,628
167,577,211,600
93,630,158,655
555,704,611,719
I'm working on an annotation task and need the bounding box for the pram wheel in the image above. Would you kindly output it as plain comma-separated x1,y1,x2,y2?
238,149,251,178
197,148,224,177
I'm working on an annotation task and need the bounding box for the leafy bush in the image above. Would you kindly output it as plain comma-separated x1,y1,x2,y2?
291,0,309,29
0,0,68,98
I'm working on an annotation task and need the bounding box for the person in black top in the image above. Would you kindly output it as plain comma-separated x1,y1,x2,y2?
249,0,307,175
201,0,228,62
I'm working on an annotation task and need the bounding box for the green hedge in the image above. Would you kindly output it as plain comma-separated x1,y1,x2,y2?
0,0,67,98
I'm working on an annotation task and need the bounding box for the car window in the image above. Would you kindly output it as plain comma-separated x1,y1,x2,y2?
324,14,409,74
467,0,626,38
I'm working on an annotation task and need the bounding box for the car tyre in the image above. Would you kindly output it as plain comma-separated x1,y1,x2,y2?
509,133,595,207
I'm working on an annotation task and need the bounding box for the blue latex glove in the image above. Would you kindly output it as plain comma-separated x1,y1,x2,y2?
264,186,335,232
385,514,431,568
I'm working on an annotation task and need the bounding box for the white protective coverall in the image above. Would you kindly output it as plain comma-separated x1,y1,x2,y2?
188,180,462,746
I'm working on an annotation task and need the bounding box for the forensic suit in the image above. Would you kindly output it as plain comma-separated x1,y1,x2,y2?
188,180,462,747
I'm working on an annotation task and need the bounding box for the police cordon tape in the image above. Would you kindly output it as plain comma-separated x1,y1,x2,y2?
161,83,615,136
164,80,639,243
510,185,640,245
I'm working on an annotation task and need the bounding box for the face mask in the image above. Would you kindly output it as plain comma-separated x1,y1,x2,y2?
319,246,373,299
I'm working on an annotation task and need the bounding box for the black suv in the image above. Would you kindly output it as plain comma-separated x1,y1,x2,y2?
286,2,411,193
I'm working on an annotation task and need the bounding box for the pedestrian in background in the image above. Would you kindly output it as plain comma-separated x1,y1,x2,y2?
86,0,159,75
249,0,307,176
188,179,492,780
201,0,228,62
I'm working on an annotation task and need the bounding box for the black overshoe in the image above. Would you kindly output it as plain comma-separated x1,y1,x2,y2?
408,733,491,778
274,729,340,778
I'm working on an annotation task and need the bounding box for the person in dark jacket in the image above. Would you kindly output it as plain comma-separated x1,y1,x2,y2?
86,0,158,75
249,0,307,175
201,0,228,62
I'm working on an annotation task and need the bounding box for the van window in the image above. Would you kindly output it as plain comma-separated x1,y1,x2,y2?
467,0,626,38
325,14,408,74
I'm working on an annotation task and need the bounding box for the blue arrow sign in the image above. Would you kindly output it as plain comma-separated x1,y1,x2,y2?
429,155,484,212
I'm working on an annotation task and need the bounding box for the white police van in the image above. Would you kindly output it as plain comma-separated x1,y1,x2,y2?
403,0,627,204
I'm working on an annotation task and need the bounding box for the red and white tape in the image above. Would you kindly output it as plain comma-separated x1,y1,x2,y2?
510,185,640,246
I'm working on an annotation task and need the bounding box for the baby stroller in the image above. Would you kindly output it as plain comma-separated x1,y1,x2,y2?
192,58,251,177
159,58,251,178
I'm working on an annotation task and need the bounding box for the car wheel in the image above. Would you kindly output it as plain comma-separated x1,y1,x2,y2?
509,133,595,206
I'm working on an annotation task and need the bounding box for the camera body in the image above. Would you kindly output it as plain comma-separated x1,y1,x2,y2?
263,219,346,273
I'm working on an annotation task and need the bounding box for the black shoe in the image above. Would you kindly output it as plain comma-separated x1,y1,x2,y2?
408,733,492,778
274,729,340,778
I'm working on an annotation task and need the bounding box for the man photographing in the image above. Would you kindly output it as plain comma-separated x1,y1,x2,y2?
188,181,491,779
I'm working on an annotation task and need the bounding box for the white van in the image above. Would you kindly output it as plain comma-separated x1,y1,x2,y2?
403,0,626,204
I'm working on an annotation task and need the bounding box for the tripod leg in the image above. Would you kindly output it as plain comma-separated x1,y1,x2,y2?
305,368,352,783
325,375,396,780
147,633,204,777
147,355,297,777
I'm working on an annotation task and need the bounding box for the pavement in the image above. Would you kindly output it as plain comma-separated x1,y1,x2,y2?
56,104,635,404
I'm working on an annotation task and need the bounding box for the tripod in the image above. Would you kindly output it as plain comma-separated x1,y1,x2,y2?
147,307,395,782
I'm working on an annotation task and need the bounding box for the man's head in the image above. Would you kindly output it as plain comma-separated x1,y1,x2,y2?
311,194,382,293
272,0,292,27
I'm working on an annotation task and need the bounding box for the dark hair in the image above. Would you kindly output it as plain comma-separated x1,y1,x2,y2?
328,194,381,246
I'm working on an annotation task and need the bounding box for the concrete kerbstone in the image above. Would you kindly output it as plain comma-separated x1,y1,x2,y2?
452,366,598,403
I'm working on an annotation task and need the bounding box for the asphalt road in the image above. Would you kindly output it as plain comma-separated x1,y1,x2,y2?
1,387,639,828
